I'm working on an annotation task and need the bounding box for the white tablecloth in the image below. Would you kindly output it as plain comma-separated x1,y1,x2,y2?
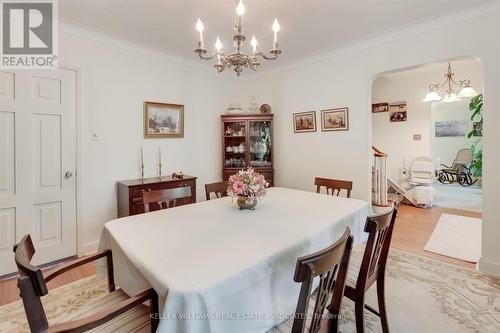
98,187,369,333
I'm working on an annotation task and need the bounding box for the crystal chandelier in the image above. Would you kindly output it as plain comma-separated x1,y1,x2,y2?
422,62,478,102
194,0,282,76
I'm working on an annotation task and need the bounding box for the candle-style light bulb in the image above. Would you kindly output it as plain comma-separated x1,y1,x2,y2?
272,18,280,45
196,18,204,47
251,35,258,53
196,18,204,32
215,37,222,52
236,0,245,16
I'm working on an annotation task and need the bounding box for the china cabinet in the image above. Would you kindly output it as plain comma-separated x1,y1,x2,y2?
221,114,274,185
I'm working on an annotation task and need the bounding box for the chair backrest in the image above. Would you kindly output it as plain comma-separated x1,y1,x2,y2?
314,177,353,198
409,157,435,181
452,148,473,169
143,186,192,212
356,208,397,291
13,235,49,332
205,181,228,200
291,228,353,333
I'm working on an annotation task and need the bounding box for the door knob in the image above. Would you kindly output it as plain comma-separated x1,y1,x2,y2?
65,171,73,178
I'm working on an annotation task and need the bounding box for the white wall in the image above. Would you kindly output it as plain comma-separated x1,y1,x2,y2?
243,5,500,275
371,59,483,182
59,25,239,253
431,99,480,167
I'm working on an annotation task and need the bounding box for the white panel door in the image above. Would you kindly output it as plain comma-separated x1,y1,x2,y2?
0,69,77,275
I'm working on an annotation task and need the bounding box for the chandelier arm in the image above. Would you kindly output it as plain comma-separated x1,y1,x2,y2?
197,52,217,61
197,50,229,61
254,51,279,60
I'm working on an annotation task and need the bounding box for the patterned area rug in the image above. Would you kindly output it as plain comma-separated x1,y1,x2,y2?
1,248,499,333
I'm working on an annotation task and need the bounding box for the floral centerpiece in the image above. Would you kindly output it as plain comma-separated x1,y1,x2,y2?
227,167,269,210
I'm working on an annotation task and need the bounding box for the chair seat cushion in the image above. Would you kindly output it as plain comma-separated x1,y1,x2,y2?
52,288,151,333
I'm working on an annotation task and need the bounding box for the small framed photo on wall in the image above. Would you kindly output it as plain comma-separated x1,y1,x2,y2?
389,102,407,122
293,111,317,133
321,107,349,131
144,101,184,138
372,103,389,113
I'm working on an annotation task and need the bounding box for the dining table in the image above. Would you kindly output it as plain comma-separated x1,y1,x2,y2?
98,187,370,333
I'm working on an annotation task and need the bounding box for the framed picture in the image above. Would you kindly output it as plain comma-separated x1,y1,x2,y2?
435,121,467,137
293,111,317,133
144,101,184,138
321,107,349,131
372,103,389,113
389,102,407,122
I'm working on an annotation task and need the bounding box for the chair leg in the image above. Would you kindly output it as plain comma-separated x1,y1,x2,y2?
377,277,390,333
354,297,365,333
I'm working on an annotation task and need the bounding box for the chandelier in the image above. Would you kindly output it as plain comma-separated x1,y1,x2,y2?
422,61,478,102
194,0,282,76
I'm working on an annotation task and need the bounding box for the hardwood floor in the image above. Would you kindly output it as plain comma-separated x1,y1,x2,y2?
0,204,480,307
391,204,480,269
0,258,96,307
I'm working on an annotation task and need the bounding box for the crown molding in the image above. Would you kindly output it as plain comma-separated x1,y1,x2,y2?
59,20,237,78
242,0,499,80
59,0,499,81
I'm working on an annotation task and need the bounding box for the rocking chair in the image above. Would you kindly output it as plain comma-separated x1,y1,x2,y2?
438,148,477,187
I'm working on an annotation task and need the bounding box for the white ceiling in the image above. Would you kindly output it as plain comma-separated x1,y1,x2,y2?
60,0,488,68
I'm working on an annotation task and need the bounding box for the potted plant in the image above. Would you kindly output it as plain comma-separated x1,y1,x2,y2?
467,94,483,179
227,168,269,210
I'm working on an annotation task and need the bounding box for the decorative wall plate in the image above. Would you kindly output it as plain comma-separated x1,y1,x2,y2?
260,104,271,114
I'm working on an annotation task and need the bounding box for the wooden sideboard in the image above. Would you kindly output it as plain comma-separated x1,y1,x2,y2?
117,176,197,217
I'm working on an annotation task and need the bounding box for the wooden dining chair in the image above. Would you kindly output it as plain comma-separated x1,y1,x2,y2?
13,234,159,333
287,227,353,333
314,177,353,198
205,181,228,200
143,186,192,212
343,208,397,333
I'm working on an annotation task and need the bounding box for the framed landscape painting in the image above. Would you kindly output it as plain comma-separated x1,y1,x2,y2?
144,102,184,138
435,121,467,137
321,107,349,131
293,111,317,133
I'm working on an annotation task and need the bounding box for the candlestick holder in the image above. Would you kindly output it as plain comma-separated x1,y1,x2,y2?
140,164,145,182
159,162,162,180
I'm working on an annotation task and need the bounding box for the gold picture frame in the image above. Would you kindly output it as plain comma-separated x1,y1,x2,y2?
144,101,184,138
321,107,349,132
293,111,317,133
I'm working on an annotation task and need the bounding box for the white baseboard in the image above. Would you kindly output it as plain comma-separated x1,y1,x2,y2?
478,257,500,277
78,241,98,256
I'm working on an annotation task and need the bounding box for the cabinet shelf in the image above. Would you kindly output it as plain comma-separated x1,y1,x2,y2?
221,114,274,186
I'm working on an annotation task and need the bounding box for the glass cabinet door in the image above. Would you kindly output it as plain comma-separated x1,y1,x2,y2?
223,121,247,169
249,120,272,168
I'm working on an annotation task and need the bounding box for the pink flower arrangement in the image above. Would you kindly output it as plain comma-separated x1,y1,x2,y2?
227,167,269,199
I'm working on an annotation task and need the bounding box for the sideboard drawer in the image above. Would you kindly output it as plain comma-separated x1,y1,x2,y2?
117,176,197,217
